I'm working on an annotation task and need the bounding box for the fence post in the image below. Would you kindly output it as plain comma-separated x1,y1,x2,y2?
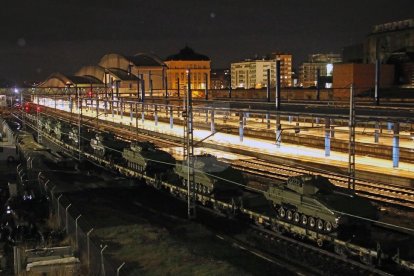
75,214,82,249
101,244,108,276
51,185,56,202
117,262,126,276
57,194,63,226
65,203,72,234
43,180,50,193
87,228,94,273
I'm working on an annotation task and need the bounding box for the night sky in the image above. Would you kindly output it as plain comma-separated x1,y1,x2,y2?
1,0,413,83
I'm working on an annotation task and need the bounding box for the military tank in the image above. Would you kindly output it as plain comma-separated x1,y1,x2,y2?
43,118,53,134
90,134,106,157
174,154,244,199
68,127,80,146
52,120,70,141
37,116,45,130
122,141,175,177
264,174,378,233
68,126,95,150
90,133,129,161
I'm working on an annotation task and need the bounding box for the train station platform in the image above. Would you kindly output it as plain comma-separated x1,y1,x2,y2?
63,106,414,186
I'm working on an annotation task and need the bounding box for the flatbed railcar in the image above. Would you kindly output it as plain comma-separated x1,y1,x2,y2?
21,113,414,272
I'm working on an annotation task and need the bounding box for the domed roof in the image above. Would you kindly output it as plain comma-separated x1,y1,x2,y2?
128,53,165,66
165,46,210,61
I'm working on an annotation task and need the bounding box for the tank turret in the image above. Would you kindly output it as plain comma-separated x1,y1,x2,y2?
43,118,53,134
90,134,105,157
130,141,155,153
53,121,63,140
68,128,79,145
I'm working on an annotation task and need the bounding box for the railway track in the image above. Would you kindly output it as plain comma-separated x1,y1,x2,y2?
22,108,414,210
232,159,414,209
17,115,414,274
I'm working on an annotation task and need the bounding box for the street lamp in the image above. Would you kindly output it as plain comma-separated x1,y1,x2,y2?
14,87,25,128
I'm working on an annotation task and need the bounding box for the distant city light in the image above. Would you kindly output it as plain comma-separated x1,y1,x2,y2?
326,63,333,76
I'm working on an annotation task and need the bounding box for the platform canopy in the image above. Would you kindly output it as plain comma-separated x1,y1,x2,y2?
38,72,103,88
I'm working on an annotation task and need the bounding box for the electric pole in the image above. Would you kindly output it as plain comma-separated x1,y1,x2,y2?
183,69,196,219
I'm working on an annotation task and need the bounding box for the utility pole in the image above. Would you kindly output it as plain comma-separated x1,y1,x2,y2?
95,86,99,129
275,60,281,110
37,96,42,144
183,69,196,219
374,59,380,106
77,85,82,161
348,84,356,190
275,60,282,147
316,68,321,101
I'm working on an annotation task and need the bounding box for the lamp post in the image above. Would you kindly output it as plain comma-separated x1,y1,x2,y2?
14,88,25,129
76,84,81,161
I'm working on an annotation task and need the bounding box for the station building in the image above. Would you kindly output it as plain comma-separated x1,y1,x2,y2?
164,46,211,93
99,53,166,95
38,53,166,97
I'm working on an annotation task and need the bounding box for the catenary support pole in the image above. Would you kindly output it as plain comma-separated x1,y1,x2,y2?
393,122,400,168
325,118,331,157
375,59,380,106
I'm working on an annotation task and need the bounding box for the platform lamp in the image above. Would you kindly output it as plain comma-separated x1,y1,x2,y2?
66,82,73,114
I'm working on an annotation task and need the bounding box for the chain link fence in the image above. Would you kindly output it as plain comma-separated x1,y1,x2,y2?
43,180,126,276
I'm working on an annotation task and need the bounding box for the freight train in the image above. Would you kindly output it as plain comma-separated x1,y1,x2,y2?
23,112,379,232
20,111,414,270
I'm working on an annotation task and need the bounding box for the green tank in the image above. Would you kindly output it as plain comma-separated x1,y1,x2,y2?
264,174,378,233
68,127,79,145
90,134,106,157
43,118,53,134
122,141,175,177
174,154,244,198
53,121,69,141
38,116,45,130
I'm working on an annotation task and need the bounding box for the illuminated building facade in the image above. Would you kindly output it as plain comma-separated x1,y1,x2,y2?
99,53,166,94
231,53,293,89
272,53,293,87
364,19,414,88
299,53,342,88
211,69,230,89
165,47,211,92
364,19,414,64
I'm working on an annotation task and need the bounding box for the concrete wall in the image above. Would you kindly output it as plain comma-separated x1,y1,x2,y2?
207,88,335,101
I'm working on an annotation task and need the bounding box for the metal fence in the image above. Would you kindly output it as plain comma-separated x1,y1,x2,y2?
43,181,126,276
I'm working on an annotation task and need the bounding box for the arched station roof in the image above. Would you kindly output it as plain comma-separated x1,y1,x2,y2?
38,72,103,88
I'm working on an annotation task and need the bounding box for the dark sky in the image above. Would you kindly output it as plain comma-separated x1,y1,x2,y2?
1,0,413,83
